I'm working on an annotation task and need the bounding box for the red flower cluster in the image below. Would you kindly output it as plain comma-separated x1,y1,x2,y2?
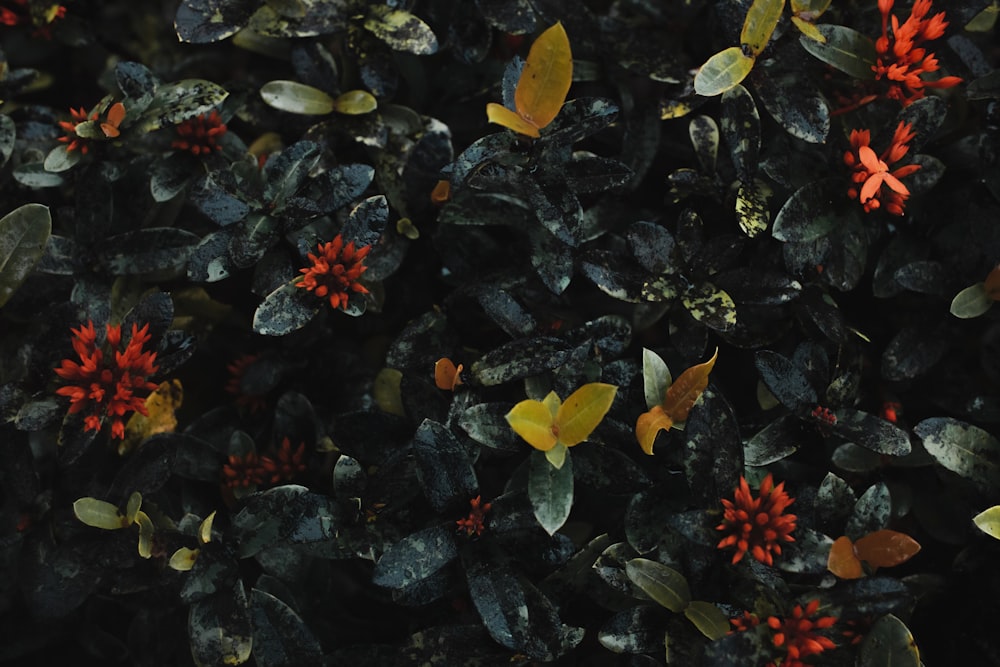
297,235,371,310
221,438,307,489
225,353,268,413
1,0,65,36
54,321,159,439
810,405,837,425
58,107,97,154
766,599,837,667
172,111,227,156
874,0,961,106
730,601,838,667
716,474,797,566
844,121,921,216
456,495,492,537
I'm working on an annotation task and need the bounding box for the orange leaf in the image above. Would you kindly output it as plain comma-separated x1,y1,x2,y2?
515,22,573,130
636,405,673,456
430,180,451,205
827,535,864,579
486,22,572,137
661,348,718,423
101,102,126,138
434,357,463,391
853,529,921,569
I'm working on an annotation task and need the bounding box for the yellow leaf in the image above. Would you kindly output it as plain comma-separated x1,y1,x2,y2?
973,505,1000,539
120,379,183,455
556,382,618,447
332,89,378,115
169,547,200,571
487,102,541,138
636,405,674,456
515,22,573,130
791,16,826,42
740,0,785,57
662,348,718,424
790,0,831,19
73,497,126,530
507,398,558,451
694,47,755,97
135,511,154,559
828,535,864,579
199,511,216,544
374,368,405,416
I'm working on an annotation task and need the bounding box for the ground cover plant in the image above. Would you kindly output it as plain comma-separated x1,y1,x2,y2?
1,0,1000,664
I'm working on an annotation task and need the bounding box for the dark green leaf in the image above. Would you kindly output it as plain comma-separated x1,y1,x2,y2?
341,195,388,247
895,96,947,152
464,556,529,652
880,325,948,381
625,558,691,612
830,409,912,456
755,350,818,410
188,582,252,666
846,482,891,540
720,84,760,182
475,0,536,33
140,80,229,131
264,141,323,208
628,221,675,275
0,114,14,168
914,417,1000,491
0,204,51,308
816,472,856,535
250,589,324,667
372,524,458,590
857,614,920,667
231,485,342,557
683,386,743,506
682,281,737,331
752,60,829,144
412,419,478,512
252,282,318,336
744,415,802,465
187,229,236,282
364,6,439,55
459,403,525,452
99,228,200,278
800,24,877,80
598,605,669,654
470,336,571,386
175,0,256,43
772,178,842,243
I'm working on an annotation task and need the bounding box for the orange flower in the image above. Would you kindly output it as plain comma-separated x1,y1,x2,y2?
172,111,227,156
716,474,797,566
729,610,762,634
765,599,837,667
874,0,961,106
297,235,371,310
843,121,922,216
456,495,492,537
54,321,159,439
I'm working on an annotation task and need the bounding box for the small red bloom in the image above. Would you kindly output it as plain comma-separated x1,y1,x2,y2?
0,0,65,37
54,321,159,439
873,0,961,106
58,107,97,154
225,353,268,413
172,111,227,156
844,122,922,216
297,235,372,310
765,599,837,667
222,451,266,488
260,437,307,484
729,610,762,634
810,405,837,425
716,474,797,566
456,495,492,537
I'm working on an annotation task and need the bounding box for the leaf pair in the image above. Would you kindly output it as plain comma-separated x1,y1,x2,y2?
827,529,921,579
694,0,831,96
486,22,573,138
74,492,155,558
506,382,617,468
636,349,718,455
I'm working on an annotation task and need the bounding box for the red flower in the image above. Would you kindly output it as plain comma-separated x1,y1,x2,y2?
172,111,227,156
729,610,762,634
58,107,97,154
874,0,961,106
1,0,65,37
297,235,371,310
844,121,922,216
456,495,492,537
260,437,307,484
810,405,837,425
222,451,266,488
765,599,837,667
54,321,159,439
716,474,797,566
225,353,267,413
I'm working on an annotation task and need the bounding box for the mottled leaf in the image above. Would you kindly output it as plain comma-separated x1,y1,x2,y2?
529,449,574,534
0,204,51,308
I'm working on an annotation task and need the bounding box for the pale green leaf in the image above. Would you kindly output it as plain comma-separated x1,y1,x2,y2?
73,497,125,530
950,283,993,319
529,449,574,534
973,505,1000,540
625,558,691,612
694,47,755,97
260,80,335,115
684,600,731,640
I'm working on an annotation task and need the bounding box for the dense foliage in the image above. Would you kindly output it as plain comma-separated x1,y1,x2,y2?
1,0,1000,664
